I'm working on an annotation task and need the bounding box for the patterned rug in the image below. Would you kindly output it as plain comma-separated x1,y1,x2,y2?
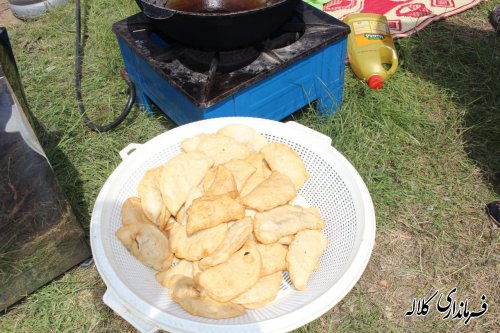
305,0,482,37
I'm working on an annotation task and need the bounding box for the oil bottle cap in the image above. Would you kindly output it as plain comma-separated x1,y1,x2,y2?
368,75,384,90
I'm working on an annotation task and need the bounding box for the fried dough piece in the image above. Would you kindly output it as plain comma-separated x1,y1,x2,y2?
232,271,282,305
262,160,272,178
138,167,171,229
186,194,245,235
254,205,324,244
286,230,328,291
240,154,268,197
116,223,173,271
223,159,256,192
121,197,149,226
181,133,250,165
176,186,204,225
160,152,213,216
192,261,202,279
156,260,193,289
257,243,288,276
195,241,261,302
201,167,217,192
278,235,294,245
180,134,209,152
261,142,309,190
216,124,268,153
245,209,257,218
246,153,266,170
241,171,296,212
169,276,245,319
169,222,227,261
204,165,238,198
199,217,253,270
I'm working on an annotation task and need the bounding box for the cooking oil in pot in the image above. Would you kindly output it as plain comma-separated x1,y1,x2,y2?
167,0,268,14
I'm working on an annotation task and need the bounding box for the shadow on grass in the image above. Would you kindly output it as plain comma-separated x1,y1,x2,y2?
31,119,91,231
399,18,500,194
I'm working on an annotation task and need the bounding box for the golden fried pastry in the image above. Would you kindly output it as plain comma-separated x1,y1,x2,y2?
160,152,213,216
216,124,269,153
116,223,173,271
181,133,250,165
223,159,256,192
261,142,309,190
286,230,328,291
121,197,149,226
241,171,296,212
195,241,261,302
232,271,282,306
156,260,193,289
254,205,324,244
176,186,204,225
186,194,245,235
201,167,216,192
118,125,333,318
240,154,268,197
278,235,294,245
256,243,288,276
169,276,245,319
204,165,238,198
192,261,202,279
138,167,171,230
169,221,227,261
199,217,253,270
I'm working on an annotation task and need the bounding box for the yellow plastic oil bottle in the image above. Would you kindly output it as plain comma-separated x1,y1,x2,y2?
344,13,398,90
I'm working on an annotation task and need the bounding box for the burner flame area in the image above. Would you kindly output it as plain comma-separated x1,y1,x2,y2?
129,15,306,74
179,17,305,73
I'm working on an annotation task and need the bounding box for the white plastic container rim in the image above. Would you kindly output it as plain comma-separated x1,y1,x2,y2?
90,117,376,333
8,0,67,20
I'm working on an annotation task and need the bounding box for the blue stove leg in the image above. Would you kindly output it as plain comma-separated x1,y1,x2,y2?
134,84,153,116
316,84,342,115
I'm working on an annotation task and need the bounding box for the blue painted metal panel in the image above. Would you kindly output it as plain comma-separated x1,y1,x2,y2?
117,33,347,125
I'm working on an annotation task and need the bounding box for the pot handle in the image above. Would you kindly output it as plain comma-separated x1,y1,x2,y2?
141,1,175,20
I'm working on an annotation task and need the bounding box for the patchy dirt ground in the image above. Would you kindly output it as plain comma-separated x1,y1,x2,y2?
0,0,23,28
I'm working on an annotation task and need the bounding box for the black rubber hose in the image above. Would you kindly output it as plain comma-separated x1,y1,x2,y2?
75,0,135,132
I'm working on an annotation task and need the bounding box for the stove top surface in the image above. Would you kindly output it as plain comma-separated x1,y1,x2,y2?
113,2,349,108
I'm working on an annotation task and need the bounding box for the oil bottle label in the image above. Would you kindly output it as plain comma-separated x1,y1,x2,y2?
352,20,392,46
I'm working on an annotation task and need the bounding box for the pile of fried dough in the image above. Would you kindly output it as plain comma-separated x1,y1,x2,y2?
116,124,328,319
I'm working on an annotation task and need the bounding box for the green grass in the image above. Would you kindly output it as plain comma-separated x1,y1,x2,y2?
1,0,500,332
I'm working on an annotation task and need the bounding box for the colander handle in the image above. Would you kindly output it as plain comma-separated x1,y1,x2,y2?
119,143,143,160
103,289,158,333
286,121,332,146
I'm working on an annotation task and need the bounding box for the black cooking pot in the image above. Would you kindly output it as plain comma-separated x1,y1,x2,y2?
135,0,301,50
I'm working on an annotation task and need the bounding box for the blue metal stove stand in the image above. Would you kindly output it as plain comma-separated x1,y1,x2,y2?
113,3,350,125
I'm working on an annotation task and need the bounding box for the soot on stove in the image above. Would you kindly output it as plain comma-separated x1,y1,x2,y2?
128,15,306,74
113,2,350,107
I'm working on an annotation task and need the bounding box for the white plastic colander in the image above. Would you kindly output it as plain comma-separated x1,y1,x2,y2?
90,117,376,333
